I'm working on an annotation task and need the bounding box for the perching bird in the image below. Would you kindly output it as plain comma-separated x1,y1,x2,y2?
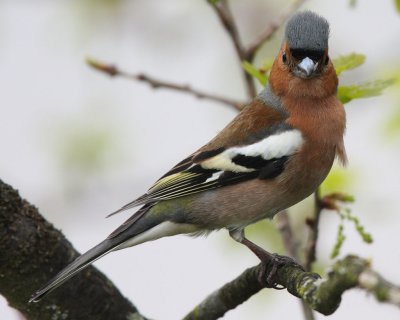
30,11,346,302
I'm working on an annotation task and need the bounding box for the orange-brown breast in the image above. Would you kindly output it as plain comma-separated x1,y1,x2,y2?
279,93,346,201
269,46,346,165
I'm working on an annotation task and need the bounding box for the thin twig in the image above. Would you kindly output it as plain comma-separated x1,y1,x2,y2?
211,0,245,61
86,58,245,111
304,188,323,272
208,0,257,98
245,0,308,61
276,210,299,259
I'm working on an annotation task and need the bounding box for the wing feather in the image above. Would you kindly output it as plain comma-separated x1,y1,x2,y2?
109,128,303,216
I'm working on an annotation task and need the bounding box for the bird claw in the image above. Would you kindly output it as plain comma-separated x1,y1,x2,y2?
258,253,304,289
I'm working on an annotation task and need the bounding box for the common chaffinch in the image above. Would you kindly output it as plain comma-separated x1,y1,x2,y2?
31,11,346,302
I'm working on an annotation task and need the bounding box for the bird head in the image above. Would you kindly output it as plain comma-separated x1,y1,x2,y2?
269,11,337,98
284,11,330,79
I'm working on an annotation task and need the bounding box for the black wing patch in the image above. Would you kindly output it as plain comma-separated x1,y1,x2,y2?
109,126,302,216
140,156,289,201
109,156,288,217
259,157,288,179
231,154,270,169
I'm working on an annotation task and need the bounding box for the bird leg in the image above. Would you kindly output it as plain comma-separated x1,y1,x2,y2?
229,229,303,288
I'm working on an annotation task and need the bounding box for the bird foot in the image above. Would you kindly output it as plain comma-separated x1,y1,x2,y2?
258,253,304,289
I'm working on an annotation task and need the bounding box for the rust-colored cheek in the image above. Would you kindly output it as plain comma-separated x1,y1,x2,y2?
269,57,288,96
269,57,338,99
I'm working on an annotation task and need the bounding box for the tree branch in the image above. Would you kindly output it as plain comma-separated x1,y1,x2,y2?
304,188,323,272
276,210,299,260
86,58,244,111
244,0,307,61
0,179,149,320
208,0,257,98
183,255,400,320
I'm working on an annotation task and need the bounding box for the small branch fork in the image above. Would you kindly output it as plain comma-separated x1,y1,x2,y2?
208,0,256,98
87,1,306,108
208,0,307,98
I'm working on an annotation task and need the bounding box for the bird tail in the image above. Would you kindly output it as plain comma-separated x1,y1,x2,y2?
30,205,155,303
29,237,121,303
29,204,196,302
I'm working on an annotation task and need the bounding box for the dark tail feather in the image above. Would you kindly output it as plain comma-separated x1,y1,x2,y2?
29,238,120,303
30,205,156,302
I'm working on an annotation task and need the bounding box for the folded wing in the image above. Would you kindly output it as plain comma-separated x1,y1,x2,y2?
109,126,303,216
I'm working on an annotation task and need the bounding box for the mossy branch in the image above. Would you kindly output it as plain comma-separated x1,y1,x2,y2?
0,179,148,320
1,180,399,320
183,255,400,320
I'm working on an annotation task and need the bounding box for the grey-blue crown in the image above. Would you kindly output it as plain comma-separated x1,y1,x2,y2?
285,11,329,51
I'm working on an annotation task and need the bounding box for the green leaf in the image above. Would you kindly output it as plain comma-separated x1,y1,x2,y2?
261,58,274,72
260,58,274,84
208,0,220,4
396,0,400,13
333,53,366,75
337,79,395,104
241,61,268,86
331,222,345,259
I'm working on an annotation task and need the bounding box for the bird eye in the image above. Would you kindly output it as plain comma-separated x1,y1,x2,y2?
282,52,287,63
324,56,329,65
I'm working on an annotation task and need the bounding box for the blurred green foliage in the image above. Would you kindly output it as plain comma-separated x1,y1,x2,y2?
242,61,268,87
384,109,400,139
382,70,400,139
333,53,365,76
349,0,357,8
50,106,124,181
396,0,400,13
58,125,115,174
338,79,395,104
320,167,354,196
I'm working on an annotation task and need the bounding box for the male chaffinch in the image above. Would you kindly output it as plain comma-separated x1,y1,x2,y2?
31,11,346,302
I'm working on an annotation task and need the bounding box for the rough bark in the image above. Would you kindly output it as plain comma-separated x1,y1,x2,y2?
0,179,147,320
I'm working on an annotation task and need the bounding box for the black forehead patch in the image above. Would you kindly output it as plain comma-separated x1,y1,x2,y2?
285,11,329,51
